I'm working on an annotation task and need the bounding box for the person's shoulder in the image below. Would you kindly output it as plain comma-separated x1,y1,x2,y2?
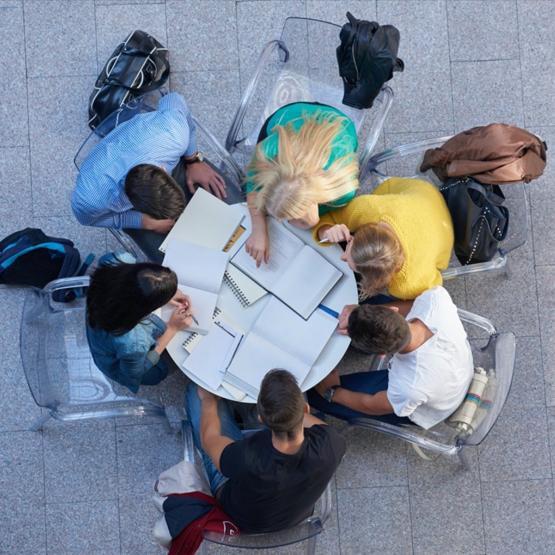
410,286,453,319
307,424,346,456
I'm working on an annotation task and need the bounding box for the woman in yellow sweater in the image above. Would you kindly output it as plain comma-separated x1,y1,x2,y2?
313,177,454,300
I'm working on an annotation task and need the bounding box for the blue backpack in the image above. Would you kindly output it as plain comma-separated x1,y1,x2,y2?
0,228,89,300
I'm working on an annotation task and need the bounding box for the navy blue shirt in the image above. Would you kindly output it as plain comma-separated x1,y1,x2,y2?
219,424,346,533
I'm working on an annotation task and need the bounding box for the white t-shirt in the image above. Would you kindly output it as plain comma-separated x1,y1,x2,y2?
387,286,474,429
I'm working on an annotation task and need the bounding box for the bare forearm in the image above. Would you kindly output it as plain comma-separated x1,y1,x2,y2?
332,387,393,416
200,398,220,448
247,193,267,228
200,397,233,471
154,326,179,355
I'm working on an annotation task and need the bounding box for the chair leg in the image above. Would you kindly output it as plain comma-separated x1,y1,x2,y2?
305,534,318,555
458,447,470,470
30,412,51,432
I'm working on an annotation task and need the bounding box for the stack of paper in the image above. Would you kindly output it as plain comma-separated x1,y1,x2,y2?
159,188,244,253
231,217,342,319
162,239,229,334
183,321,243,390
225,297,337,397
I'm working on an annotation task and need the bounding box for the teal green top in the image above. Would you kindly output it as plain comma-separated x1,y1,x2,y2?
245,102,358,216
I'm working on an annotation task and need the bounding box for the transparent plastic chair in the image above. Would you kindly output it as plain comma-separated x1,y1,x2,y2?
225,16,393,169
181,421,333,554
348,308,516,463
362,136,530,280
20,276,169,430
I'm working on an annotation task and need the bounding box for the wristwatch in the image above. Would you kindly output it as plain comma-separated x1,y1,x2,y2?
184,151,205,164
323,386,338,403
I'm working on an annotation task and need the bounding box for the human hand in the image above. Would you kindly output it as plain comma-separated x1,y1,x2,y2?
245,226,269,267
315,369,340,396
168,306,193,331
338,304,358,335
142,214,175,234
186,161,227,199
320,224,351,243
169,290,191,310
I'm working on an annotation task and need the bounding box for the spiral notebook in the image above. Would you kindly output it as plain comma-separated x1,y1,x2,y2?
223,265,267,307
231,218,342,319
182,307,223,353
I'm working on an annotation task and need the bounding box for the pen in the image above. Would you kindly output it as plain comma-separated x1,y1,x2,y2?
188,312,200,326
318,304,339,318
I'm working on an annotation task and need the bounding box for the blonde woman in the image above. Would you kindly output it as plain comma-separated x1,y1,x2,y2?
245,102,360,265
313,177,454,300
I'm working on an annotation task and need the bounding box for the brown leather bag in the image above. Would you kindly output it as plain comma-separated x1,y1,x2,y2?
420,123,547,184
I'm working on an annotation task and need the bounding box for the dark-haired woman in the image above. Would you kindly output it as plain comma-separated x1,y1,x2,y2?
86,262,192,393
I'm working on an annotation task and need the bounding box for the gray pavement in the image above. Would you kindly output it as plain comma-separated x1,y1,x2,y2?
1,1,554,554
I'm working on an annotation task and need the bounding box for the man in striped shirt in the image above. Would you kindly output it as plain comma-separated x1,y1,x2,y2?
71,92,226,259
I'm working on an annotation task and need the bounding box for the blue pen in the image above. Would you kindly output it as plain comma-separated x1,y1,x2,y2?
318,304,339,318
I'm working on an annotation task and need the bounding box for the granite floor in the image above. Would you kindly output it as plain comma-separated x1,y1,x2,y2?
1,0,554,554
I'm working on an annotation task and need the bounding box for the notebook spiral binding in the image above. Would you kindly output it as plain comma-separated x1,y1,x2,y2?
182,307,222,351
224,270,249,307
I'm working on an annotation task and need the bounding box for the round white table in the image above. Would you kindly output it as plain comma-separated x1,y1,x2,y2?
165,203,358,402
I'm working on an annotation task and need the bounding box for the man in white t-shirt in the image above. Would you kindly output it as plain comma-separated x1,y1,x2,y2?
307,286,474,429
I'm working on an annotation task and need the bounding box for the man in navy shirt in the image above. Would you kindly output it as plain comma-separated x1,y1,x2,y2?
185,369,346,533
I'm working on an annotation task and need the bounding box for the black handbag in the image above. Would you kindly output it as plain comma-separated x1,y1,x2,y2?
336,12,404,109
440,177,509,265
88,30,170,134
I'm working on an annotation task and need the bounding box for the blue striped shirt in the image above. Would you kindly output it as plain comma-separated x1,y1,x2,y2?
72,93,197,229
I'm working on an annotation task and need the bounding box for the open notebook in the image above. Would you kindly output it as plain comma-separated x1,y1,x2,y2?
231,217,342,319
183,320,243,391
162,239,228,334
159,188,244,253
225,297,338,398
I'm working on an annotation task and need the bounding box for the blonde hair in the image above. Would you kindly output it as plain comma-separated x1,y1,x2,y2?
248,113,359,220
351,223,405,299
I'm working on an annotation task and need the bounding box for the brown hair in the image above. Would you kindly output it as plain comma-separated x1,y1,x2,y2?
351,223,405,299
248,113,359,220
257,369,305,440
125,164,186,220
348,305,410,354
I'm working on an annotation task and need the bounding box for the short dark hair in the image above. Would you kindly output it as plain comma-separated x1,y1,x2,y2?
348,304,410,354
87,263,177,334
257,369,305,439
125,164,186,220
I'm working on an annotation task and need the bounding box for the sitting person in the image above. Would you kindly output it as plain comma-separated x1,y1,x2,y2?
185,369,346,533
308,286,474,429
313,177,454,300
245,102,359,265
86,262,192,393
72,92,229,262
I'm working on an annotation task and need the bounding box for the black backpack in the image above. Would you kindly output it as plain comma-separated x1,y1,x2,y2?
88,30,170,135
0,229,85,300
336,12,404,109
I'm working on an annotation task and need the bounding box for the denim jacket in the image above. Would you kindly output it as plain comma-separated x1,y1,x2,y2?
86,313,167,393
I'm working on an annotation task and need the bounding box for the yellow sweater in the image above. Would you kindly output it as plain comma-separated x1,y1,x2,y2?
314,177,454,300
